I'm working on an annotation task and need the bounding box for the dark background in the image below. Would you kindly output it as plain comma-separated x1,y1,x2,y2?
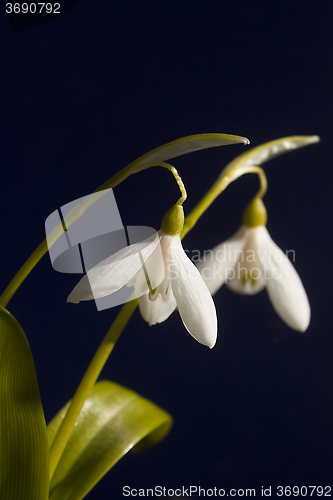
1,1,332,497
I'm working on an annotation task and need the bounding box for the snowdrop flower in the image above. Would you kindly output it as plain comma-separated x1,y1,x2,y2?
196,198,310,332
68,204,217,348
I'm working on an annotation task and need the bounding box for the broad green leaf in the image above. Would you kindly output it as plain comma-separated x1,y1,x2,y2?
48,380,172,500
0,307,49,500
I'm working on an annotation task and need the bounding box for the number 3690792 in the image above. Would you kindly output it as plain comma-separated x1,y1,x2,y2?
6,3,61,14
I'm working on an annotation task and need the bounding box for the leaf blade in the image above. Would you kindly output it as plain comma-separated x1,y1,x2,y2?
48,380,172,500
132,132,250,171
0,307,49,500
219,135,320,181
97,133,250,192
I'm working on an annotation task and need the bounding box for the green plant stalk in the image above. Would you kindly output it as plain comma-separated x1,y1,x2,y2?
182,134,320,237
0,164,184,309
0,163,260,309
49,163,266,476
1,134,317,483
48,296,138,481
157,162,187,205
182,165,266,238
0,240,48,309
0,133,245,309
1,135,317,308
2,157,265,483
0,170,138,309
1,161,265,479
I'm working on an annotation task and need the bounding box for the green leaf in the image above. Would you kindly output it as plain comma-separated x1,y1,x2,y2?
53,133,250,254
219,135,320,181
97,132,250,192
48,380,172,500
0,307,49,500
130,132,250,171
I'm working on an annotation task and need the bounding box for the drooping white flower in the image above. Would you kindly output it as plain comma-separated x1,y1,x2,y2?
68,205,217,348
139,229,217,348
196,198,310,332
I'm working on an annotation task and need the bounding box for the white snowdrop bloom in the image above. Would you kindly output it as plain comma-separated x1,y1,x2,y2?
68,205,217,348
197,198,310,332
139,228,217,348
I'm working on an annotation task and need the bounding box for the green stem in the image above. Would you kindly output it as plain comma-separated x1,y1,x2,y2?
48,161,265,480
9,135,317,480
0,240,48,308
1,135,316,307
49,297,138,481
182,165,267,238
157,162,187,205
0,161,264,307
0,163,185,309
0,161,139,309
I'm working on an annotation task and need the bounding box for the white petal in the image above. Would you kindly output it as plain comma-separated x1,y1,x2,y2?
139,290,177,325
131,239,166,298
146,233,172,301
67,233,160,303
197,226,249,295
226,226,267,295
144,239,166,291
262,229,311,332
169,236,217,348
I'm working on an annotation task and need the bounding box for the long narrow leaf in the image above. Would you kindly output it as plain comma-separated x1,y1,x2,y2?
47,133,250,254
98,133,250,192
130,132,250,171
48,380,172,500
0,307,49,500
219,135,320,181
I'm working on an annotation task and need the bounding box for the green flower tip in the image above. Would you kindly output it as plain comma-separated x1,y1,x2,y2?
161,204,184,235
242,197,267,227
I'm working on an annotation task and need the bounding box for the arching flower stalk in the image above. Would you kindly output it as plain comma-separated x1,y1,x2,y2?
68,172,218,348
140,136,318,333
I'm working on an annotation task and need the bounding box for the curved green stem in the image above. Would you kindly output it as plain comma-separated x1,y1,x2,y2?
0,161,187,309
47,136,318,476
182,165,267,239
157,162,187,205
1,135,316,308
47,162,265,480
0,163,182,310
0,158,188,310
0,240,49,308
49,297,138,481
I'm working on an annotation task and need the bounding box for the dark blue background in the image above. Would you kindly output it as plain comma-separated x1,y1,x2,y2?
1,1,332,498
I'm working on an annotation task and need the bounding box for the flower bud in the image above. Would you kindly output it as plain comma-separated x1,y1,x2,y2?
242,197,267,227
161,204,184,235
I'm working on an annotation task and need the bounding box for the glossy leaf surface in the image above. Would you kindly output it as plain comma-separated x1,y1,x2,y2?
220,135,320,181
48,380,172,500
